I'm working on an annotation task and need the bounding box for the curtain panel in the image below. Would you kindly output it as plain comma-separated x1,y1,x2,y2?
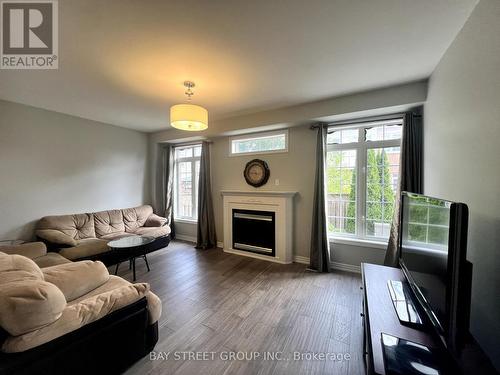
309,124,331,272
384,110,423,266
155,144,176,239
196,141,217,249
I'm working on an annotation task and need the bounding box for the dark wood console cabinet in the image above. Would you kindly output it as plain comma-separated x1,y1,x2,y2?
361,262,497,375
361,263,436,374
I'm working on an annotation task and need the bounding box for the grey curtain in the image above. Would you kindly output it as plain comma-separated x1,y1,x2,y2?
309,124,330,272
384,110,423,266
196,141,217,249
155,144,175,239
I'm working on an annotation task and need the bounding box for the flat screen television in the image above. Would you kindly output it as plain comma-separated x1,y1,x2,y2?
399,192,471,354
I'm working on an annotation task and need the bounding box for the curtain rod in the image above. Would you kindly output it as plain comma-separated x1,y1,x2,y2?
310,111,422,130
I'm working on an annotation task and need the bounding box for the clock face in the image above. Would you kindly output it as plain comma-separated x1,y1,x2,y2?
244,159,270,187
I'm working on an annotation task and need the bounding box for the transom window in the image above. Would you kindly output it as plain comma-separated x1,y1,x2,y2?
326,119,402,241
229,130,288,156
174,144,201,221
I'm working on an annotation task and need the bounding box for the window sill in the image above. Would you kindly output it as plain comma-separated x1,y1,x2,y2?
174,218,197,225
329,236,388,250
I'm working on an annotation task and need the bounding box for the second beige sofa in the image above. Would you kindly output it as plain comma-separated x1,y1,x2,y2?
0,242,162,374
35,205,170,262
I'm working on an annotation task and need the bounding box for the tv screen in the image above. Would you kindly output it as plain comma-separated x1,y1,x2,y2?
399,193,452,334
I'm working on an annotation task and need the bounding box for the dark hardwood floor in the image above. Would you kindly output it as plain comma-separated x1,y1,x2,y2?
117,240,364,375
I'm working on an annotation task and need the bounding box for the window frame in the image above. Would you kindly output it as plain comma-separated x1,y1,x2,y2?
228,129,289,157
327,118,403,243
173,144,201,222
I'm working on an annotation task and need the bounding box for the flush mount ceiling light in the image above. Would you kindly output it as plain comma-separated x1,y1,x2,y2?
170,81,208,131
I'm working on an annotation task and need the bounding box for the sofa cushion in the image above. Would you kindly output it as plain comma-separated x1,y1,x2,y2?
2,283,149,353
35,229,78,247
0,253,44,284
59,238,109,261
144,213,168,227
43,261,110,302
33,253,72,268
93,209,125,238
37,213,95,240
69,275,162,324
123,205,153,233
0,280,66,337
68,275,126,303
132,226,171,238
0,242,47,260
99,232,136,241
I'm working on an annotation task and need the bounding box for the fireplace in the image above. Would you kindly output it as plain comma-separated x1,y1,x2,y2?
222,191,296,263
232,209,275,256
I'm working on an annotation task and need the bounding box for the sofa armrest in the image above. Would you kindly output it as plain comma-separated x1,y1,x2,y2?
144,214,168,227
42,261,110,302
145,291,162,324
0,242,47,259
2,284,150,353
36,229,78,247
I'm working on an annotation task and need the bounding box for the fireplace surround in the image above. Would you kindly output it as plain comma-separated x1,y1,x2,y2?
221,191,296,263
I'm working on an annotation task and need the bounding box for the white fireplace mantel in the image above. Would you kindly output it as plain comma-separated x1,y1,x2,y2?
221,190,297,197
221,190,297,264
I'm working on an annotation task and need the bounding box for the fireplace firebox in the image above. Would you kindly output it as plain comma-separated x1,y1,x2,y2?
232,209,275,256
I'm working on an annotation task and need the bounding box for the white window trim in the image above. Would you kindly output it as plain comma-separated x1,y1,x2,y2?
228,129,288,157
173,144,201,221
327,120,402,243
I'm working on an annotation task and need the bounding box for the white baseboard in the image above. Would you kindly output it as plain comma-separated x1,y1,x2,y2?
293,255,360,274
217,241,224,249
293,255,310,264
175,234,196,243
329,261,361,274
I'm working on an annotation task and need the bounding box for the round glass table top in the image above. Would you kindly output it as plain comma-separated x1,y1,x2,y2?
108,235,155,249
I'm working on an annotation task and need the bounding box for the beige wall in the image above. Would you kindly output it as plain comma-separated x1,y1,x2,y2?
211,126,315,258
424,0,500,369
0,100,150,240
149,81,428,196
210,127,390,265
150,81,428,264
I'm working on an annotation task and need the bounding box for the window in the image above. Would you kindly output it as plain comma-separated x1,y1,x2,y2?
174,144,201,221
326,119,402,241
406,196,450,249
230,130,288,156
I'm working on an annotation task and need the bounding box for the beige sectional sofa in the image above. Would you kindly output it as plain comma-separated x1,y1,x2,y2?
35,205,171,264
0,241,161,374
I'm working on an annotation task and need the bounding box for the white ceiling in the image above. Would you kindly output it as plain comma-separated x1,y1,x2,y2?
0,0,477,132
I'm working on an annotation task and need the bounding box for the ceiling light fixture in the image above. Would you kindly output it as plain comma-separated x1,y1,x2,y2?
170,81,208,131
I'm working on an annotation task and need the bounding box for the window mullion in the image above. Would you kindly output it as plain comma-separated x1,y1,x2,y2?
358,128,367,239
175,159,179,218
192,158,196,219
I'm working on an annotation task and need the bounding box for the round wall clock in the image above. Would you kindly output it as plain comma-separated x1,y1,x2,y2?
243,159,270,187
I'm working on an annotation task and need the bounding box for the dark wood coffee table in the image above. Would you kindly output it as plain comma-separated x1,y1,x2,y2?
108,235,155,281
